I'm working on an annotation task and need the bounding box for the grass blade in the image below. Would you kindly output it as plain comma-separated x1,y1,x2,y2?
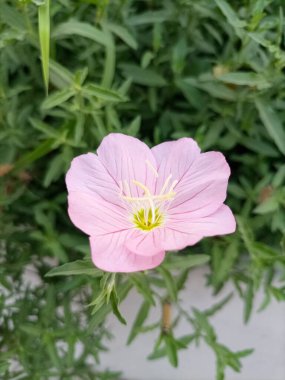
38,0,50,92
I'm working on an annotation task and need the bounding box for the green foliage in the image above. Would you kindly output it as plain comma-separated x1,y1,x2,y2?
1,0,285,379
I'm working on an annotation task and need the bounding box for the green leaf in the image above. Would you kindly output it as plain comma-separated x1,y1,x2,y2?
192,309,216,341
127,300,150,345
255,98,285,155
49,60,74,89
130,273,155,306
254,197,279,214
43,154,64,187
45,260,103,277
148,335,195,360
125,115,141,136
88,281,132,330
244,280,254,323
211,241,239,291
120,64,167,87
101,26,116,88
104,22,138,49
82,83,125,102
204,293,233,317
215,0,246,29
157,267,177,302
218,72,271,90
53,20,109,46
0,3,26,32
127,10,173,25
12,139,57,171
41,88,76,110
164,334,178,367
38,0,50,92
110,290,127,325
235,348,254,358
164,254,210,270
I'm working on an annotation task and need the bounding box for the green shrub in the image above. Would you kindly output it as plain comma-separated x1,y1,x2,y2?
1,1,284,379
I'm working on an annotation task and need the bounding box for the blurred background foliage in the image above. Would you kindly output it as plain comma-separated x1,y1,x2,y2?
0,0,285,379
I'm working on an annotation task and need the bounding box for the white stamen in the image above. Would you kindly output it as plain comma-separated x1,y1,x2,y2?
168,179,178,193
159,174,173,195
146,160,159,177
120,169,177,229
132,180,156,223
123,180,131,196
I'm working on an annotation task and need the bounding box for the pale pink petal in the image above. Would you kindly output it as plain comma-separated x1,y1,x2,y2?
160,227,202,251
66,153,122,207
126,229,164,256
97,133,157,197
68,192,131,236
151,138,201,193
90,233,165,273
169,152,231,217
177,204,236,236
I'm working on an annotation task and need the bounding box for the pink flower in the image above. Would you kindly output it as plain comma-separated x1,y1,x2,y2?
66,134,236,273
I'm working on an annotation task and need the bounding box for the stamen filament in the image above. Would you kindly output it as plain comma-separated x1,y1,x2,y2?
159,174,173,195
132,180,155,223
146,160,159,177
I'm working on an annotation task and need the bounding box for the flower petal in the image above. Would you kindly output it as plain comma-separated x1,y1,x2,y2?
66,152,122,207
97,133,157,197
90,233,165,273
179,204,236,236
68,191,131,236
169,152,231,217
151,138,201,193
160,228,202,251
126,229,164,256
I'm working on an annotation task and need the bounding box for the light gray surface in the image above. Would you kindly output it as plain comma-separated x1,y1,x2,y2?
100,267,285,380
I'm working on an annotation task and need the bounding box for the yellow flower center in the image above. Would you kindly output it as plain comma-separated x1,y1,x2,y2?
120,160,178,232
133,208,164,231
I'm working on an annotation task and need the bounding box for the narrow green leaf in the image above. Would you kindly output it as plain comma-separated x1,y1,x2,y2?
253,197,279,214
49,60,74,89
126,115,141,136
110,290,127,325
0,3,26,32
88,282,132,331
43,154,63,187
235,348,254,358
130,273,155,305
127,10,173,25
38,0,50,92
82,83,124,102
215,0,246,28
127,301,150,345
104,22,138,49
53,20,109,46
101,26,116,88
204,293,233,317
41,88,76,110
255,98,285,155
120,64,167,87
12,139,57,171
164,334,178,367
148,335,195,360
45,260,103,277
244,281,254,323
164,254,210,270
218,72,271,90
157,267,177,302
211,241,239,290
